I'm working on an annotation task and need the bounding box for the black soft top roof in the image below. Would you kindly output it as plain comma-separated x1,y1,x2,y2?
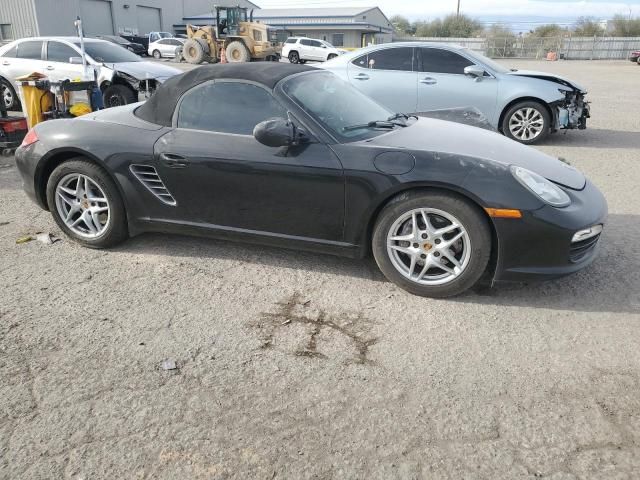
136,62,315,126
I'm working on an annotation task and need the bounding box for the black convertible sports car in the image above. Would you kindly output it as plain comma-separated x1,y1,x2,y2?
15,63,607,297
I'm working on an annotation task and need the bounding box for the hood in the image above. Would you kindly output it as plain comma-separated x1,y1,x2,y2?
103,61,182,81
506,69,586,93
364,117,586,190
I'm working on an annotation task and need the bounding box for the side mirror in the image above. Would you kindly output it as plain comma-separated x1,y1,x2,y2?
253,117,297,148
464,65,486,78
69,56,84,64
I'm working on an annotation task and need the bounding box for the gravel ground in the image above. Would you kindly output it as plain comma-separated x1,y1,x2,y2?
1,60,639,479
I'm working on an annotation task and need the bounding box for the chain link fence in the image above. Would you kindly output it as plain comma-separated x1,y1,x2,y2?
395,36,640,60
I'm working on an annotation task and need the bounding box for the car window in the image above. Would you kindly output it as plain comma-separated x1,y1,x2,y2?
16,41,43,60
47,41,78,63
300,39,313,46
74,41,141,62
1,45,17,58
177,82,287,135
419,48,474,74
351,47,414,71
166,39,182,46
284,38,297,44
310,40,322,47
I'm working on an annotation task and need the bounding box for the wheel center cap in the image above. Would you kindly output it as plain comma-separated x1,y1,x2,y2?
81,200,89,209
423,242,433,251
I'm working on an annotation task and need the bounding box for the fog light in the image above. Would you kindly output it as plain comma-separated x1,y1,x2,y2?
572,224,603,243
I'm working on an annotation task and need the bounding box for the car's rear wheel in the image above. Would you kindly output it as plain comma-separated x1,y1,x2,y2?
1,78,20,111
102,84,137,107
152,49,162,59
372,191,491,298
46,158,128,248
502,100,550,144
288,51,299,63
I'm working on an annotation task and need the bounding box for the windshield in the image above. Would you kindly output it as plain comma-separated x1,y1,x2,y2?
320,40,334,48
158,32,173,39
464,48,510,74
283,71,396,142
75,41,141,63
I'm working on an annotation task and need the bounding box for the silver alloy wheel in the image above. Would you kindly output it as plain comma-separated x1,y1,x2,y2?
55,173,110,238
509,107,544,141
1,84,13,109
386,208,471,286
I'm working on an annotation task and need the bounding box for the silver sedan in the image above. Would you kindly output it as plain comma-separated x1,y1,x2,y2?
320,42,590,144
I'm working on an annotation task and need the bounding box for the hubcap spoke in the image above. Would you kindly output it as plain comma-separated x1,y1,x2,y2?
386,207,471,286
55,173,110,239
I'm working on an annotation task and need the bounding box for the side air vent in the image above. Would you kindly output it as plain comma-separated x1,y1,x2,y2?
129,164,177,206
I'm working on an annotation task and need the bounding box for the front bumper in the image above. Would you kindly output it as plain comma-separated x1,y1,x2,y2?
493,179,607,283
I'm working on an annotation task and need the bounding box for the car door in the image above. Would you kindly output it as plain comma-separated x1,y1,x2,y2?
43,40,84,82
154,80,345,241
298,39,314,61
1,40,46,82
346,46,417,114
309,40,325,61
416,47,499,123
163,39,182,57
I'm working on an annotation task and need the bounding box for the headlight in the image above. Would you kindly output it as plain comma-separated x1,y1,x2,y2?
510,166,571,207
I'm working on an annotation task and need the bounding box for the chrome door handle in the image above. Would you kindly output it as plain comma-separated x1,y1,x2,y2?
159,153,189,168
354,73,369,80
420,77,437,85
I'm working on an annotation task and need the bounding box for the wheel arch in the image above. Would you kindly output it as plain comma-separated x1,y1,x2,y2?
362,184,499,285
35,148,128,217
497,96,554,133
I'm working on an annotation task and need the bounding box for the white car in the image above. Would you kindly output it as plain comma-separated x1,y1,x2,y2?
282,37,343,64
0,37,181,110
148,38,184,59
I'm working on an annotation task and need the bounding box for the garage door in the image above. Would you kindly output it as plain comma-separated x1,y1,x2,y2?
80,0,114,35
137,6,161,34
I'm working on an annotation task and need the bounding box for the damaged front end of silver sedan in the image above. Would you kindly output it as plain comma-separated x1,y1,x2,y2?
551,88,590,133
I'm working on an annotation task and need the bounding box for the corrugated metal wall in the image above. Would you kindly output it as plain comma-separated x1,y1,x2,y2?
0,0,39,40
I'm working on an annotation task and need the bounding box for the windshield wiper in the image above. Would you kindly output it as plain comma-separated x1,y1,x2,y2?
343,120,397,132
343,113,415,132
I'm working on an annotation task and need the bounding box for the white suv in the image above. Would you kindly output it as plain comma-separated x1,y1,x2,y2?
282,37,343,64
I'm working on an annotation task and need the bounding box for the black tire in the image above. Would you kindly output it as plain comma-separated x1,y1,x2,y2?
0,77,20,111
152,49,162,59
372,190,491,298
46,158,128,249
501,100,551,145
226,41,250,63
102,84,136,108
182,39,206,64
288,51,299,64
327,53,337,60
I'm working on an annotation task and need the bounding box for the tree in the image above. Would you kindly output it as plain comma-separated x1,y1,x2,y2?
390,15,412,35
413,14,482,38
573,17,604,36
533,24,566,37
610,14,640,36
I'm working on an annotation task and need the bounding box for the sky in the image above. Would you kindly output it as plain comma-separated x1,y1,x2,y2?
256,0,640,24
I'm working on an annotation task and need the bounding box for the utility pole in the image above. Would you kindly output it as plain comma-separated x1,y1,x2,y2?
457,0,461,17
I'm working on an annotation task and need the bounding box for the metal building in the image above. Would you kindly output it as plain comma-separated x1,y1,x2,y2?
182,7,393,48
0,0,258,40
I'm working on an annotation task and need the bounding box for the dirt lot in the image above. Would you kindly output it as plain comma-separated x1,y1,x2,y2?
1,60,639,479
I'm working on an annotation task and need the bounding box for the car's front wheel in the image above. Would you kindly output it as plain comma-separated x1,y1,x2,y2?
46,158,128,248
102,84,137,107
152,49,162,59
502,100,550,144
372,191,491,298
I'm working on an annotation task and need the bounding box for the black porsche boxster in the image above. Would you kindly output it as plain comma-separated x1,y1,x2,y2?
15,63,607,297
